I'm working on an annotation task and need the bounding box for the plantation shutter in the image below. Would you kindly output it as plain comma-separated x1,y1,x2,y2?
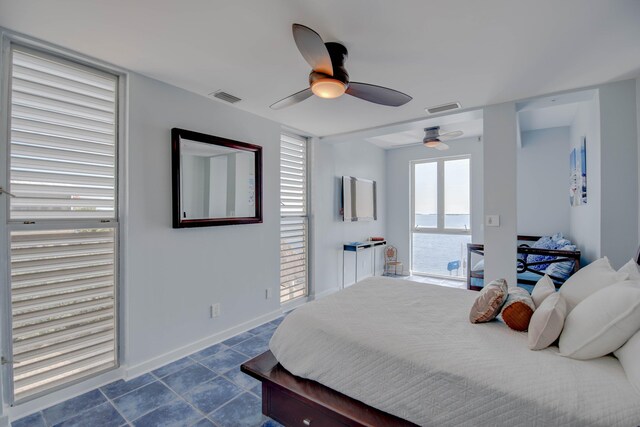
9,48,116,220
5,46,119,402
280,134,308,303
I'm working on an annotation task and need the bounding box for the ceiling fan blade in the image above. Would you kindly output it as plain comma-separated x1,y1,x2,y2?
292,24,333,76
269,88,313,110
345,82,412,107
434,142,450,151
438,130,464,141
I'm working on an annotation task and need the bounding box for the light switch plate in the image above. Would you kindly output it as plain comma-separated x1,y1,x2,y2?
485,215,500,227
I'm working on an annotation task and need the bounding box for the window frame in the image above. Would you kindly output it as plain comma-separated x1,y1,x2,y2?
410,155,471,278
0,34,127,405
410,155,472,236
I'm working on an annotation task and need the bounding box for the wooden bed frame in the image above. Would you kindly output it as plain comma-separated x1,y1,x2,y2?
466,235,581,291
242,249,640,427
241,350,417,427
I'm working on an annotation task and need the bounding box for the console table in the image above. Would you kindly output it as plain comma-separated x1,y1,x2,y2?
342,240,386,288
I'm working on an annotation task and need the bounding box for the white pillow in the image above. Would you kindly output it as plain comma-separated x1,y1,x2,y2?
531,274,555,308
559,281,640,360
559,257,628,313
528,292,567,350
614,330,640,395
619,258,640,281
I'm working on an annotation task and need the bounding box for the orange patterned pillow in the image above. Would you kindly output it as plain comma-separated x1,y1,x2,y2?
499,287,536,331
469,279,508,323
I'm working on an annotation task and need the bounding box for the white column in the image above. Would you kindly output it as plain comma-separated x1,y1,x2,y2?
483,102,518,286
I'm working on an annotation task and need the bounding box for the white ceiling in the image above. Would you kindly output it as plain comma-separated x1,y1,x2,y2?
518,103,579,132
363,110,483,149
517,89,595,132
1,0,639,137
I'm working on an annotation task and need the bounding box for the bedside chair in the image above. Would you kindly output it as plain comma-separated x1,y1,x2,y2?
384,245,404,276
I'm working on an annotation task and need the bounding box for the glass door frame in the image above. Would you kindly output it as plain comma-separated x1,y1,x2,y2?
410,155,472,279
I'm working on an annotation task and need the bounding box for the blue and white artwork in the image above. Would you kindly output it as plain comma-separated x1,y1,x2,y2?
570,137,587,207
580,137,587,204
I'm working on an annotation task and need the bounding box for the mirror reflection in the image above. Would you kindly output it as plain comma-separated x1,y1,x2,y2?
180,138,256,220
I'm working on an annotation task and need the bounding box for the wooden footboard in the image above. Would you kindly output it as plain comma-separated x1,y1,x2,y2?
241,350,417,427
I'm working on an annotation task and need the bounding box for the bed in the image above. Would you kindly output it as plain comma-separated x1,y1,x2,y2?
242,277,640,427
467,235,581,291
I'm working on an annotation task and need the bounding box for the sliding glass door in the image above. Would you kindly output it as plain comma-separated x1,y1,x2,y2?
411,157,471,278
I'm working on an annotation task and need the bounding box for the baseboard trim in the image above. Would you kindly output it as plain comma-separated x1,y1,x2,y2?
311,286,340,300
124,308,283,379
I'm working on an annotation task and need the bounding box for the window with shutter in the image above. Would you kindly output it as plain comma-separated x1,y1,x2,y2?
3,46,119,402
280,134,308,303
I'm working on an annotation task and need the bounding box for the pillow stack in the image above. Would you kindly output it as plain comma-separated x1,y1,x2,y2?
554,257,640,395
525,234,578,280
470,257,640,395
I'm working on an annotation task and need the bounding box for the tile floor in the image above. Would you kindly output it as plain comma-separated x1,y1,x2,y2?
12,317,286,427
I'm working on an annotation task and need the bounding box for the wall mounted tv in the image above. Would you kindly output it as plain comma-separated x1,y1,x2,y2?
342,176,377,222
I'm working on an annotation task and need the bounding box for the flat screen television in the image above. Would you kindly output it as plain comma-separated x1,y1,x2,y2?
342,176,377,222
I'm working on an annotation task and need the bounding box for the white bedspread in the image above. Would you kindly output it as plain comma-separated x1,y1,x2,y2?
269,277,640,427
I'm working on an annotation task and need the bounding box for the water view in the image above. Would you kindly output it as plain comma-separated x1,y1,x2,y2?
412,214,470,277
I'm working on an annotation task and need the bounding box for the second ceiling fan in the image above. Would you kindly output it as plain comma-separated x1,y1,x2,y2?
270,24,412,110
422,126,464,151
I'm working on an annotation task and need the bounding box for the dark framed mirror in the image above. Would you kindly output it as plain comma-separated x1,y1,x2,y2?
171,128,262,228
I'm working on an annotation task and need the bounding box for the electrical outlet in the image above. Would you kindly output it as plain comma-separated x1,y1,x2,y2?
265,288,272,299
210,303,221,318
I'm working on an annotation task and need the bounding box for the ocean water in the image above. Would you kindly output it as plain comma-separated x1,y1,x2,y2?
412,214,471,277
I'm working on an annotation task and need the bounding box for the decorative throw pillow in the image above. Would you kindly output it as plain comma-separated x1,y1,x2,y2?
498,287,536,331
544,244,577,281
559,281,640,360
527,236,559,271
614,330,640,395
528,293,567,350
531,274,556,308
559,257,628,313
552,232,573,247
619,258,640,282
469,278,508,323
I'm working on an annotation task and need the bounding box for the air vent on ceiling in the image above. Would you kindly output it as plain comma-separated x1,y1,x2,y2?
425,102,461,115
210,90,242,104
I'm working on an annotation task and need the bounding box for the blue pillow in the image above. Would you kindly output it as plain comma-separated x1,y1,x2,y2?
527,236,559,271
545,244,577,280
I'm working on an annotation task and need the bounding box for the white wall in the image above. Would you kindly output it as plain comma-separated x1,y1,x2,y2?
385,137,484,269
483,102,518,286
569,96,601,263
638,77,640,245
518,128,571,237
599,79,639,268
311,139,386,297
124,73,283,370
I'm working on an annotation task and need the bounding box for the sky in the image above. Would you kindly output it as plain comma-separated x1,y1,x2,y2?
414,159,470,215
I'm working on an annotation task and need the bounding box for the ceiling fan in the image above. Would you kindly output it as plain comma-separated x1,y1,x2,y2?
422,126,464,150
270,24,412,110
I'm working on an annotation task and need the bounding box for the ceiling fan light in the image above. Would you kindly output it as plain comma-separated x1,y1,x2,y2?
424,139,441,148
311,78,346,99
